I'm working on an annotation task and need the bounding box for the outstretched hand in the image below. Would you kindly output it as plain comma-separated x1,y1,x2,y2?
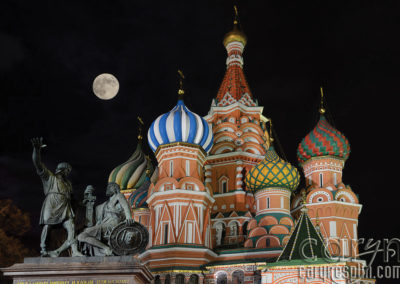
31,137,45,150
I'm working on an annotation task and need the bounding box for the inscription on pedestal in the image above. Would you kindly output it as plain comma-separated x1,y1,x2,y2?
2,257,153,284
16,280,130,284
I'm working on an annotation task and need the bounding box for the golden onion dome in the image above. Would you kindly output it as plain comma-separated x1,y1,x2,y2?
245,146,300,192
223,24,247,47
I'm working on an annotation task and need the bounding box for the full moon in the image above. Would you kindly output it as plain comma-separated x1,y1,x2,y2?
92,73,119,100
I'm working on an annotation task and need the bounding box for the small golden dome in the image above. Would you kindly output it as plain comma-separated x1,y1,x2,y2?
223,24,247,47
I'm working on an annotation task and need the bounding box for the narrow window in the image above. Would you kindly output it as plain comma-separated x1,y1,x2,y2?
169,160,174,177
343,239,349,256
221,180,227,193
267,197,270,209
334,173,337,186
280,196,284,208
266,238,271,247
187,222,193,243
164,223,169,244
186,160,190,176
353,223,358,240
319,173,323,187
329,221,337,237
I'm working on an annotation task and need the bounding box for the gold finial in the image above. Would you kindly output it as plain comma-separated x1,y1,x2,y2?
223,4,247,47
269,119,274,144
137,116,144,140
178,70,185,99
233,5,239,25
301,191,308,213
261,121,271,148
145,155,152,177
319,87,326,114
302,191,307,204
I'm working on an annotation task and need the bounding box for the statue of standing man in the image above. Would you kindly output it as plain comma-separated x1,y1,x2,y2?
31,137,83,257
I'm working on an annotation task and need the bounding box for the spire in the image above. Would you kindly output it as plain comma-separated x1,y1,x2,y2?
268,119,274,145
278,208,330,261
177,69,185,101
216,5,255,107
319,87,326,115
301,190,308,213
233,5,239,25
223,5,247,47
137,116,144,142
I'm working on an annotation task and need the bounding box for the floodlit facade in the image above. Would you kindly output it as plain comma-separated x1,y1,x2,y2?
108,10,375,284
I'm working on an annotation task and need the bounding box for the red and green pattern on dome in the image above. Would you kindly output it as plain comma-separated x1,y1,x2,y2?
297,115,350,163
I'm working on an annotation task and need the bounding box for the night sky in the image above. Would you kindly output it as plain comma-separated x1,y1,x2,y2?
1,0,399,275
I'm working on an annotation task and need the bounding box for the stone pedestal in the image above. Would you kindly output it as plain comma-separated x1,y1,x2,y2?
1,256,153,284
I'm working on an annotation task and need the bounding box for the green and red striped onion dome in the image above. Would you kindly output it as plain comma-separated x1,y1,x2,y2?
108,141,154,190
297,115,350,163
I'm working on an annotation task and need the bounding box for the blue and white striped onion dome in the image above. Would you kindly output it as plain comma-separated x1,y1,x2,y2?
148,99,213,153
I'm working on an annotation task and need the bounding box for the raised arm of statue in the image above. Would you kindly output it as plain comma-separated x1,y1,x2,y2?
31,137,45,174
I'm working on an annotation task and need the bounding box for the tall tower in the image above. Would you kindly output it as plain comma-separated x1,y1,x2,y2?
292,89,361,259
244,141,300,252
204,6,269,250
140,73,215,282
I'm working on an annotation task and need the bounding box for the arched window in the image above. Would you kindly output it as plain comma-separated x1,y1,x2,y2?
154,275,161,284
188,274,199,284
216,272,227,284
186,160,190,176
163,223,169,244
175,274,185,284
319,173,323,187
165,274,171,284
242,221,248,237
232,270,244,284
215,222,226,246
219,177,228,194
169,160,174,177
229,222,238,237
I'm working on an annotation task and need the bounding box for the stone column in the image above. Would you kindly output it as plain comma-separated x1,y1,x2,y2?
205,165,212,193
235,161,243,191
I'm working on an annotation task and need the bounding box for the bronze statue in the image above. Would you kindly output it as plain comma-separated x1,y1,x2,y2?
31,137,83,257
77,182,133,256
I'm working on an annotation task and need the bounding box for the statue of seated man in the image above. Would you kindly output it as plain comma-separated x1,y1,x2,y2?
77,182,133,256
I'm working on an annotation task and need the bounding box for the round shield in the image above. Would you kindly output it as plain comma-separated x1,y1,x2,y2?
109,220,149,256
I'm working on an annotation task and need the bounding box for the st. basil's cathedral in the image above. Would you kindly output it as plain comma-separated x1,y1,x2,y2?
107,8,374,284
